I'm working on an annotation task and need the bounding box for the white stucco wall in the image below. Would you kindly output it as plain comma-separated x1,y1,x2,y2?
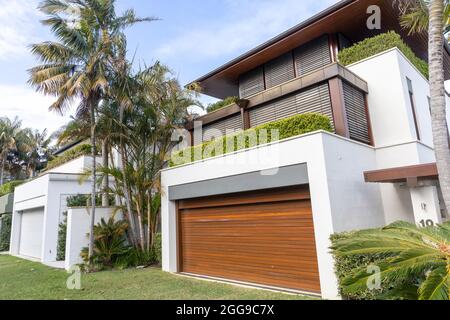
161,131,385,300
10,173,93,263
65,207,120,269
47,155,101,174
348,49,447,224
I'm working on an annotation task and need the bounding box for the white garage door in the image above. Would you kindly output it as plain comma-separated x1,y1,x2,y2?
19,208,44,259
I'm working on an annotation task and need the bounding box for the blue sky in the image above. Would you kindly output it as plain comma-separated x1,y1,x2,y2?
0,0,338,133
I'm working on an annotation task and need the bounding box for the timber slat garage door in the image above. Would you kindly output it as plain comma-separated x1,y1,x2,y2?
19,207,44,259
178,186,321,293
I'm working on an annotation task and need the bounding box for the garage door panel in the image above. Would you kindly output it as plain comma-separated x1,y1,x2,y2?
183,263,320,292
179,186,321,293
19,208,44,259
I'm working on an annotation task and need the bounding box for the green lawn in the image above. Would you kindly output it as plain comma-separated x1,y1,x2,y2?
0,255,315,300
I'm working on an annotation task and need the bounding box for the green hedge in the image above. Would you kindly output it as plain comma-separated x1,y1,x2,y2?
206,96,239,113
56,212,67,261
171,113,332,167
330,231,416,300
46,144,94,171
0,180,24,197
0,214,12,251
66,194,114,207
338,31,429,78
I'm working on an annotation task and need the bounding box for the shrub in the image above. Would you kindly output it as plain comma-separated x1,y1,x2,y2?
66,194,114,207
0,180,24,197
170,113,332,167
0,213,12,251
338,31,429,78
81,217,129,269
206,96,239,113
46,144,95,171
153,233,162,264
56,212,67,261
330,230,418,300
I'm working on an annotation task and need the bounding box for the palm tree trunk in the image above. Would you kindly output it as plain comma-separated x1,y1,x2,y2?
146,192,152,251
429,0,450,214
88,101,97,260
119,109,138,247
101,139,109,207
0,156,5,186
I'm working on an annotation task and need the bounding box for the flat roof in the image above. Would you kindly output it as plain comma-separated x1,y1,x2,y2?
189,0,450,99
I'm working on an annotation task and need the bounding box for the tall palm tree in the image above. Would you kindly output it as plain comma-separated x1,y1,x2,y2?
0,117,23,185
23,128,52,178
331,221,450,300
395,0,450,215
28,0,153,259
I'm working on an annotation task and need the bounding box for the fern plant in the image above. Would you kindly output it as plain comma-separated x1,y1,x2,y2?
331,221,450,300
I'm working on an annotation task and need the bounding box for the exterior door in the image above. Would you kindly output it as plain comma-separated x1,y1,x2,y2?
178,186,321,293
19,207,44,259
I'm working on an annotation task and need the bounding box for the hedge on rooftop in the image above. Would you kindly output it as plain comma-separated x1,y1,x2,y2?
206,96,239,113
170,112,332,167
338,31,429,78
0,180,24,197
46,144,95,171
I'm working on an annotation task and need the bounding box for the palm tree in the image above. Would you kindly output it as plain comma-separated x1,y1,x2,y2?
23,128,52,178
0,117,23,185
395,0,450,216
96,62,197,253
28,0,153,259
331,221,449,300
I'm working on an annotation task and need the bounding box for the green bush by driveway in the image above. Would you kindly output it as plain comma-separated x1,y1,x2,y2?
0,255,315,300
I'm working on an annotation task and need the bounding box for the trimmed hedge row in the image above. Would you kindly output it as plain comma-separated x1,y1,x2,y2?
338,31,429,78
170,113,332,167
0,213,12,251
0,180,24,197
46,144,94,171
206,96,239,113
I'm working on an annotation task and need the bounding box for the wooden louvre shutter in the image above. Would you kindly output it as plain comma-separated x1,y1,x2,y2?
264,53,295,89
239,67,265,98
202,113,243,142
249,83,333,128
294,36,331,76
343,81,370,144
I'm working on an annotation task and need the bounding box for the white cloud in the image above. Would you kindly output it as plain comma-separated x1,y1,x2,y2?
0,0,42,60
0,84,74,134
156,0,337,61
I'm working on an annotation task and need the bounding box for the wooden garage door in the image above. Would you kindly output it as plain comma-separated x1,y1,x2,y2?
178,186,321,293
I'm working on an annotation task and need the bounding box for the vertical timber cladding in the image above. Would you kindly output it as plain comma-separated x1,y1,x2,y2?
178,186,321,293
249,83,334,128
342,81,370,144
202,113,243,142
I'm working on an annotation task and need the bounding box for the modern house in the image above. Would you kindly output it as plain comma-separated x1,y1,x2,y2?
9,142,117,268
161,0,450,299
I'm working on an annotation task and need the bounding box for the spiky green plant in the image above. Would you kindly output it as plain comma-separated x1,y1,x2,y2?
331,221,450,300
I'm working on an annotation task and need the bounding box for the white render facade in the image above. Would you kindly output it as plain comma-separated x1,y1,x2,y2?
9,156,97,264
161,49,450,299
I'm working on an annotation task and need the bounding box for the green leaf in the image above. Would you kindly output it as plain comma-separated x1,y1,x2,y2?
419,267,449,300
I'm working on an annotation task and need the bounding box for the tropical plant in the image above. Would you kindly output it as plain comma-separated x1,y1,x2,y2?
395,0,450,221
331,221,450,300
81,217,129,267
29,0,153,259
93,61,197,255
23,128,52,177
0,117,25,185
